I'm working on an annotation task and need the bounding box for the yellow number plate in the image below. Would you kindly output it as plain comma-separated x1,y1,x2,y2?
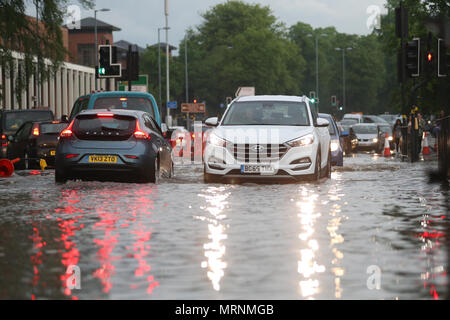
50,150,56,156
89,155,118,164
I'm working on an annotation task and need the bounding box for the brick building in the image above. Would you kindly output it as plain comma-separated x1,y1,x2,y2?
67,17,121,67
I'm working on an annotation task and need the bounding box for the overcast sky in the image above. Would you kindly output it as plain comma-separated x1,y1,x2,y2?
69,0,388,51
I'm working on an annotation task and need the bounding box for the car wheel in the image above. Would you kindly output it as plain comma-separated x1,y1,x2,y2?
312,152,321,182
55,168,67,184
325,151,332,178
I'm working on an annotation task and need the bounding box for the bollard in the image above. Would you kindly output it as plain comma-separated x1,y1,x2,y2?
384,133,392,157
0,158,20,178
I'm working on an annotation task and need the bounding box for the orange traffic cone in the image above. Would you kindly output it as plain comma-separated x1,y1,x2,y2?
384,133,391,157
422,132,431,155
0,158,20,178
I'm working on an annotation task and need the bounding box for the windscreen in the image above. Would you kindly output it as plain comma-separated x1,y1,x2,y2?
340,119,358,126
4,111,53,134
73,115,136,141
40,123,68,134
93,97,155,117
353,126,378,134
221,101,310,126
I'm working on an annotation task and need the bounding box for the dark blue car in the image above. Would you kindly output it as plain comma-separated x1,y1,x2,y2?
319,113,343,167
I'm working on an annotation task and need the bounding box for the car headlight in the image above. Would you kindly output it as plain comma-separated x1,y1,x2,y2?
388,136,393,141
287,134,315,147
331,140,340,152
372,138,378,143
208,133,227,147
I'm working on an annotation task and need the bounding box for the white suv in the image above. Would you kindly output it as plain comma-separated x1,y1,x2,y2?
203,95,331,183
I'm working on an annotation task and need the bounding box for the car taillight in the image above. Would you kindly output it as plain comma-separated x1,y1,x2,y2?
60,120,75,138
134,120,150,140
1,134,7,147
66,154,79,159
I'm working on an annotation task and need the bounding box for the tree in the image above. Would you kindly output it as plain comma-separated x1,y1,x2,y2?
0,0,93,103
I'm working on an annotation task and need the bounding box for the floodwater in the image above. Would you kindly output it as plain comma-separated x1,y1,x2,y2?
0,153,447,300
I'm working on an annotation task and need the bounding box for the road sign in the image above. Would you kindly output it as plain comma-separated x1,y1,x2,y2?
235,87,255,98
181,103,206,113
167,101,178,110
118,75,148,92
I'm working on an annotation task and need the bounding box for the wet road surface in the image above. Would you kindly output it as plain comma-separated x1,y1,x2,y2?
0,153,447,300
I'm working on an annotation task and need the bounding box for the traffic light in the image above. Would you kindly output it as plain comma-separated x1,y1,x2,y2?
309,91,316,104
97,45,121,78
405,38,420,78
438,38,448,77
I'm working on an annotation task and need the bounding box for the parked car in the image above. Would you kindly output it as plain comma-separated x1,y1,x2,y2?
203,95,331,183
1,109,54,158
69,91,161,126
352,124,383,153
7,121,68,169
55,109,173,184
362,115,389,125
319,113,343,166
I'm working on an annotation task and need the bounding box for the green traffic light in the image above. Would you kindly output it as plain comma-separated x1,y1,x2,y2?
311,99,316,104
98,67,106,75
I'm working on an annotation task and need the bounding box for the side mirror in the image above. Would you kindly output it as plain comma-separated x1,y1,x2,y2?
205,117,219,127
316,118,329,128
161,123,168,133
61,115,69,123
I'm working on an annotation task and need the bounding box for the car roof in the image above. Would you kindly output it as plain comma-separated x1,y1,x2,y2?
235,95,310,103
77,109,147,117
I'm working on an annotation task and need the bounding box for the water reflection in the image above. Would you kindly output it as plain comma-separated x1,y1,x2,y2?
297,187,324,299
198,186,230,291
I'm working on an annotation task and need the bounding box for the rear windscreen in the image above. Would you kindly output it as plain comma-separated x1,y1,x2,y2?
3,111,53,134
93,97,155,117
40,123,68,134
73,115,136,140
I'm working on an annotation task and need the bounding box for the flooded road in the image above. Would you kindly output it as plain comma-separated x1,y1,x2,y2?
0,153,447,300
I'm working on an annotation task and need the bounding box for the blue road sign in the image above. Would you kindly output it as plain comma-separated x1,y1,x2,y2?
167,101,178,109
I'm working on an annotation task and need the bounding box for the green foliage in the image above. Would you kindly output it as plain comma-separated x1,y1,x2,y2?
138,0,448,119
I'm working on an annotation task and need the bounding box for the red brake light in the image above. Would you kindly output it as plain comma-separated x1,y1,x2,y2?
97,113,114,117
134,120,150,140
120,98,128,102
66,154,79,159
60,120,75,138
32,126,40,136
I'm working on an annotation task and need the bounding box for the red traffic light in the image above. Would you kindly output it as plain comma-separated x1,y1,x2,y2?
427,52,433,62
193,99,198,104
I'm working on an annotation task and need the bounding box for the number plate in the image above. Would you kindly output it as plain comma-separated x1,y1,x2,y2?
50,150,56,156
241,165,275,174
89,155,118,164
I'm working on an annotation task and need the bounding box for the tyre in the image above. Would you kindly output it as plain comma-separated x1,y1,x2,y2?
55,167,67,184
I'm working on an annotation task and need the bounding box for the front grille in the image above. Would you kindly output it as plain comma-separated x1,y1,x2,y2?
230,144,289,163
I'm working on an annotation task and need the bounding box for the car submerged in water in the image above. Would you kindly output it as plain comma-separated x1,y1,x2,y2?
203,95,331,183
55,109,173,184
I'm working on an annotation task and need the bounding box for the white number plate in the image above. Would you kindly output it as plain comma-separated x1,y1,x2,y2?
241,165,275,174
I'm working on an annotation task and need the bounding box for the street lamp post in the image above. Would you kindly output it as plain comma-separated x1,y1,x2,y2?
185,33,190,130
94,8,110,90
307,33,327,110
335,47,353,111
